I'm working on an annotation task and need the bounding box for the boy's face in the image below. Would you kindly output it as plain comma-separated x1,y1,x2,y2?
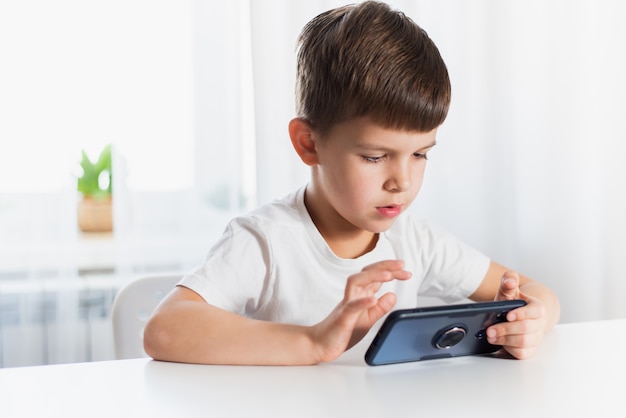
310,117,437,235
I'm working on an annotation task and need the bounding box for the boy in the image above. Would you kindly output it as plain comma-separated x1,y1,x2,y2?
144,1,560,365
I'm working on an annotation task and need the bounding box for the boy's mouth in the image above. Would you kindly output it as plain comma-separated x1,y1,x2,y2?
376,204,403,218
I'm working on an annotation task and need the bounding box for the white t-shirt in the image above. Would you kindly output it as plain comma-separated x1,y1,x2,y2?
179,186,490,326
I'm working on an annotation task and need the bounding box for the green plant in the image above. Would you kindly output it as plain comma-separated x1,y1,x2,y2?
77,144,112,199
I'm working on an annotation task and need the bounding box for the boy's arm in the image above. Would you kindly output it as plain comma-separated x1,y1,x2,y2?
469,261,561,359
144,259,411,365
143,286,319,365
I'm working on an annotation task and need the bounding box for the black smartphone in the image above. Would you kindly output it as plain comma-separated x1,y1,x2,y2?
364,299,527,366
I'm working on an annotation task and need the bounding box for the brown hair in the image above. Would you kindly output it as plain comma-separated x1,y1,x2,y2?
296,1,451,135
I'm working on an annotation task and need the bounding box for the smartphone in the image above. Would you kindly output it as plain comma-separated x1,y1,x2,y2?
364,299,527,366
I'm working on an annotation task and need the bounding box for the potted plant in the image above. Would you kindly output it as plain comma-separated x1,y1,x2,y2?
77,144,113,232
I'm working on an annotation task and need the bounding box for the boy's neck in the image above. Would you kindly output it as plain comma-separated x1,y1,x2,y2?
303,185,378,259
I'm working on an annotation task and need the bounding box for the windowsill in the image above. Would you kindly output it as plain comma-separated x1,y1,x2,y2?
0,229,213,283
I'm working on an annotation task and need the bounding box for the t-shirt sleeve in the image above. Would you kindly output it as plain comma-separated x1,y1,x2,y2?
412,220,491,303
177,216,271,316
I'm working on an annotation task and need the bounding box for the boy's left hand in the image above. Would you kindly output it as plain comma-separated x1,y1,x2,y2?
486,271,547,359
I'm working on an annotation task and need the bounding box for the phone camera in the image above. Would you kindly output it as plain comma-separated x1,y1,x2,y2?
433,325,467,349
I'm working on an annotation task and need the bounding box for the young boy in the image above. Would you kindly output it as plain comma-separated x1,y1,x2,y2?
144,1,560,365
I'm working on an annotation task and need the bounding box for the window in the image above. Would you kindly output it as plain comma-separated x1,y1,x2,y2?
0,1,261,277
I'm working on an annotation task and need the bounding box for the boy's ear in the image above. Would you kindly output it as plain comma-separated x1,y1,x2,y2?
289,118,318,166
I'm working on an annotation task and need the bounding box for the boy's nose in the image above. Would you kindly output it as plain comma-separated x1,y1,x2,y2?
383,169,411,192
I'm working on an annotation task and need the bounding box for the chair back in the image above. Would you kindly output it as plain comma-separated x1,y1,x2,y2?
111,274,181,359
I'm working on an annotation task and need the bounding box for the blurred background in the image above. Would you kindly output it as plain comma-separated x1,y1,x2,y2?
0,0,624,367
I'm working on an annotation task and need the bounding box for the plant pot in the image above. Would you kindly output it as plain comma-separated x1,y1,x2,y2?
78,196,113,232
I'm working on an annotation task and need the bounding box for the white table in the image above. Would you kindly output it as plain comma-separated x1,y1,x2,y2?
1,319,623,417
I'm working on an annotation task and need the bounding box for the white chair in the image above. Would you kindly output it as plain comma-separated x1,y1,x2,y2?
111,273,181,359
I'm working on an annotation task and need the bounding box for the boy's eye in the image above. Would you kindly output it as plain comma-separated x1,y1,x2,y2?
362,155,384,163
414,152,428,160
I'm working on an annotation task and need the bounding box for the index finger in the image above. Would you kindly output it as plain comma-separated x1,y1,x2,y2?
506,298,545,322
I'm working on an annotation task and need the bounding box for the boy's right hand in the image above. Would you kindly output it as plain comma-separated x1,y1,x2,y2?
308,259,411,363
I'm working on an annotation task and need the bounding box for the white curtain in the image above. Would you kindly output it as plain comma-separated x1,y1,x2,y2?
398,0,625,323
